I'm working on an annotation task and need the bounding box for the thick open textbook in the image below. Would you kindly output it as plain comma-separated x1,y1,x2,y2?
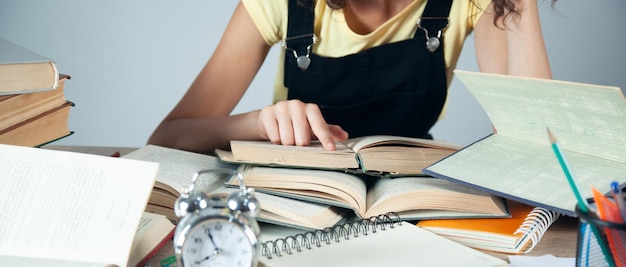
123,145,346,229
227,165,509,220
123,145,235,223
218,135,460,176
424,70,626,217
0,144,158,267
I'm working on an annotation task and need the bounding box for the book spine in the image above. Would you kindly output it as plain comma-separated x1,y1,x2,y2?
260,212,401,259
514,207,560,253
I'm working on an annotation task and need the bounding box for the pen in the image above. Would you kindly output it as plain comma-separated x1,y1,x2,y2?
610,181,626,223
592,186,624,267
608,182,626,267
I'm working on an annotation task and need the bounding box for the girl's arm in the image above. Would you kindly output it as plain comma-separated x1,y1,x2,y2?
148,3,271,152
148,2,347,153
474,0,552,78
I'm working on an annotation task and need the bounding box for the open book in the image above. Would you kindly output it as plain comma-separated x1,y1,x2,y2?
123,145,347,230
417,200,560,254
217,135,460,176
0,144,158,267
123,145,235,223
227,165,509,220
424,70,626,217
128,212,175,267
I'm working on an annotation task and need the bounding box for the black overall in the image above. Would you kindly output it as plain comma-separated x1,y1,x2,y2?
284,0,453,139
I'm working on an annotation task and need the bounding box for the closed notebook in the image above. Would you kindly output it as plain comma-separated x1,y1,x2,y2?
417,201,560,254
258,214,507,267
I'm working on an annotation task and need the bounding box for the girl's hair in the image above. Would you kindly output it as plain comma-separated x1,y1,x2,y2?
321,0,556,27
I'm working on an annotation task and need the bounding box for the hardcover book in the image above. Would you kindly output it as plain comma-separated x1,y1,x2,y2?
0,74,70,131
123,145,347,230
0,37,59,95
0,100,74,147
217,135,461,176
424,70,626,217
226,164,510,220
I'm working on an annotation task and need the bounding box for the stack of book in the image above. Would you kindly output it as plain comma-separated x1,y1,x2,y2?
0,37,74,146
216,135,511,224
122,136,512,230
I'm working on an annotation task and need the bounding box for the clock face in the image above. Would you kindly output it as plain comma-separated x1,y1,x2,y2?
181,218,256,267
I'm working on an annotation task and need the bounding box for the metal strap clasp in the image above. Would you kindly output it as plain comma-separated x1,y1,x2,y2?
281,34,318,70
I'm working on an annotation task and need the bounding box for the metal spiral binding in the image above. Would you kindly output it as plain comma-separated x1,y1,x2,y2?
261,212,401,259
513,207,560,253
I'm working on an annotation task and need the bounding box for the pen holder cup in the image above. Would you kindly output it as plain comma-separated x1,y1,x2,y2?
575,199,626,267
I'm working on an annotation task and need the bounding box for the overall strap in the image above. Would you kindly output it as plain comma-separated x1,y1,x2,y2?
422,0,454,18
416,0,454,52
285,0,315,58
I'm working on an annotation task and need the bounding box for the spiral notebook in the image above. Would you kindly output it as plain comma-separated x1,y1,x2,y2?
258,214,507,267
417,201,560,254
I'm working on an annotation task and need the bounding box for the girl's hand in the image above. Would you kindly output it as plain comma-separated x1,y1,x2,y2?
257,100,349,151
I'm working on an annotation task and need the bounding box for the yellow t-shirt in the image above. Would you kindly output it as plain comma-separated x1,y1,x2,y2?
241,0,490,104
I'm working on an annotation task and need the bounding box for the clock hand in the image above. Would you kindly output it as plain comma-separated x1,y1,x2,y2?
207,230,222,256
195,255,211,265
194,231,222,265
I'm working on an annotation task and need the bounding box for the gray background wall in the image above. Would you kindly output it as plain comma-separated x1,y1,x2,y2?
1,0,624,148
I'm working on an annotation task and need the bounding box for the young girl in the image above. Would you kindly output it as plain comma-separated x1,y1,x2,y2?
148,0,552,153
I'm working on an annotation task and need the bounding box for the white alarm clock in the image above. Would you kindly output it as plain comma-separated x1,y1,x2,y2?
173,168,261,267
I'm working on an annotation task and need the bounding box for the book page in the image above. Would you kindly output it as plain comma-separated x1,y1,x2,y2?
123,145,236,195
212,187,346,230
0,144,158,266
254,191,346,230
364,177,506,218
233,166,368,215
357,146,457,175
0,256,111,267
425,135,626,217
127,212,174,267
455,70,626,163
258,223,506,267
344,135,461,151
